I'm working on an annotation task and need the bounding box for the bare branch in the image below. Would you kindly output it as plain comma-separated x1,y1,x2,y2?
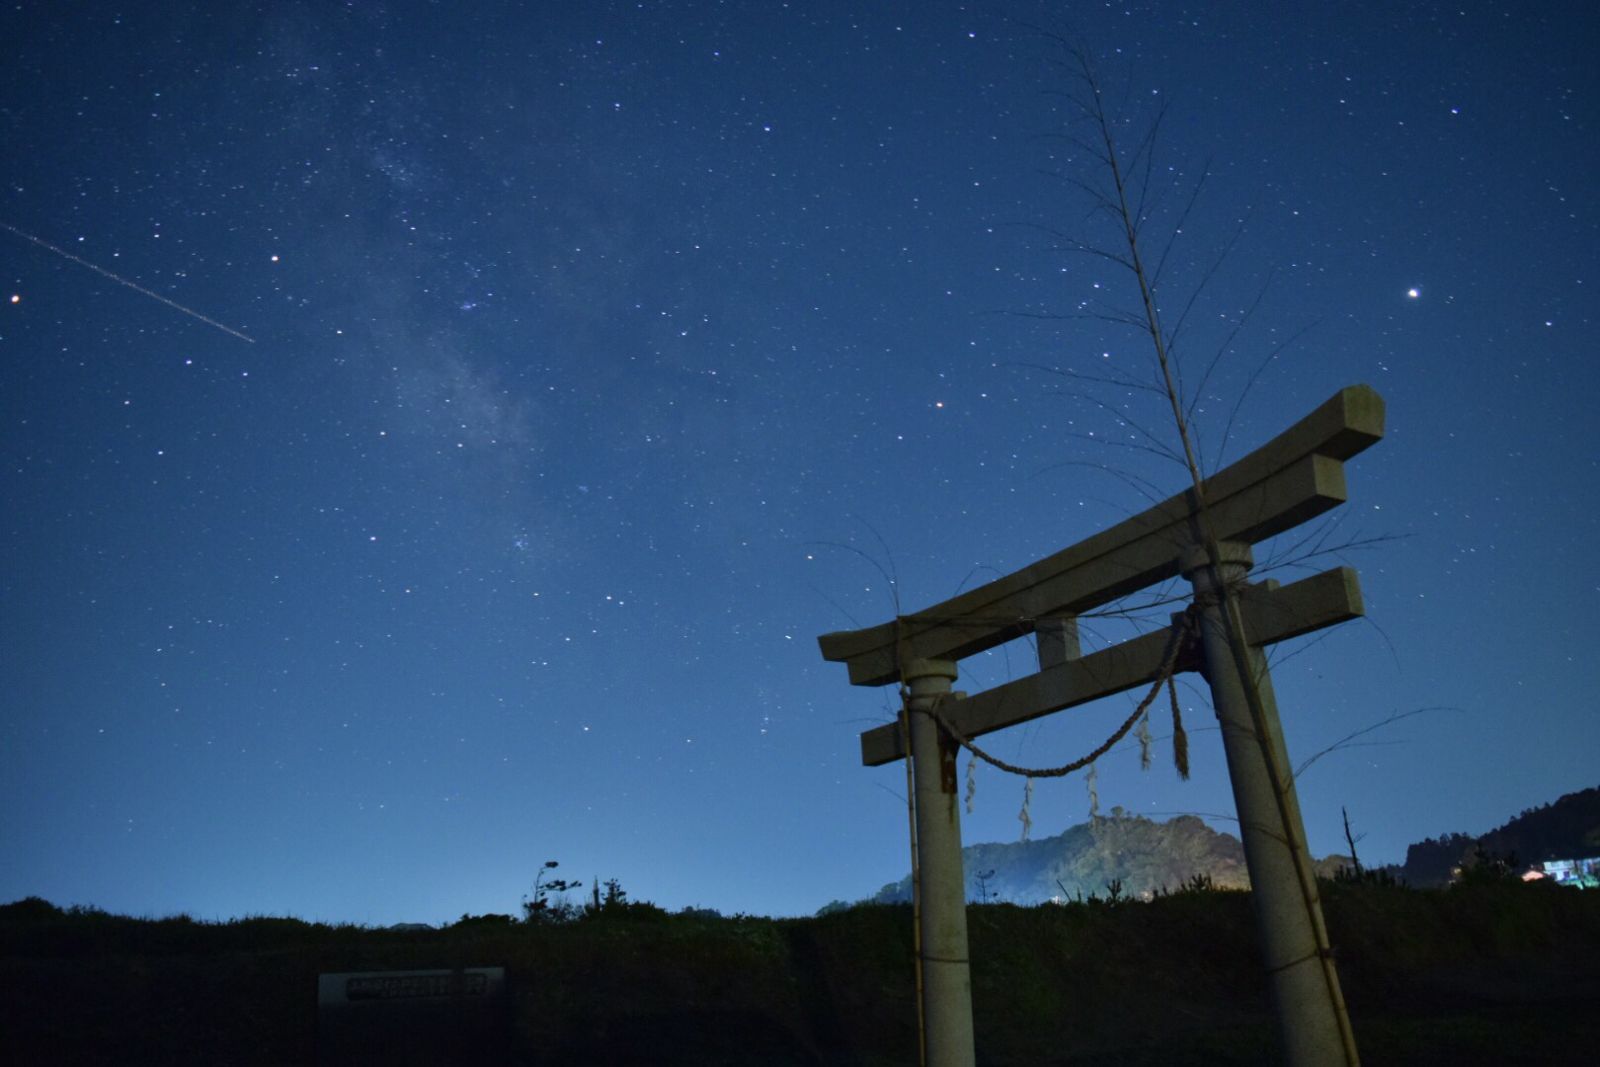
1005,359,1166,396
1294,707,1461,780
1150,165,1212,294
1029,457,1171,507
1211,317,1319,471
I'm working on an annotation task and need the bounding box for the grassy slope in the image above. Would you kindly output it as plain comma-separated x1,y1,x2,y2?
2,881,1597,1065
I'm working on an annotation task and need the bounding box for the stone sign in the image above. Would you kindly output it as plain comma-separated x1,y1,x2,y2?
316,967,508,1066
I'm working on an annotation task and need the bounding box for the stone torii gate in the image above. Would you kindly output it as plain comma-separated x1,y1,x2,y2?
817,385,1384,1066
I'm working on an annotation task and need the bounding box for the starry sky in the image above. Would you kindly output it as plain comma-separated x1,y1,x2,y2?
2,2,1595,925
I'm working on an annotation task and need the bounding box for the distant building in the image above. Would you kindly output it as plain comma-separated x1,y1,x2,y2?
1526,856,1600,889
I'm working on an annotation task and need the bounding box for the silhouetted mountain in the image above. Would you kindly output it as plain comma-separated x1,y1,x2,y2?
865,787,1600,904
1392,785,1600,887
870,808,1350,904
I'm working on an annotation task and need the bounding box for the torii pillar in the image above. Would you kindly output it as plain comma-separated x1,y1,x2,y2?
902,658,976,1067
1183,542,1355,1064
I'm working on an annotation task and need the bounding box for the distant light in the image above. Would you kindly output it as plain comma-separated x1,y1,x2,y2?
270,254,280,262
8,294,18,304
1406,287,1420,299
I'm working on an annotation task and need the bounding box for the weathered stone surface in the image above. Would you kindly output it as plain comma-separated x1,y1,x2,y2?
819,384,1383,688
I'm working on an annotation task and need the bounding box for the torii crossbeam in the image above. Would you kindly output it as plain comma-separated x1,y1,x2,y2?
818,384,1384,1067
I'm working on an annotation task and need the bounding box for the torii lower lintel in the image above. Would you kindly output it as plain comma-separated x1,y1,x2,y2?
859,563,1363,766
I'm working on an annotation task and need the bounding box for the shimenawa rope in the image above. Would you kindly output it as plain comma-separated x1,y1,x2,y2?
908,603,1198,783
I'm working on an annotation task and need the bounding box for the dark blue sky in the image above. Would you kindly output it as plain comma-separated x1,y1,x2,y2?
3,1,1595,924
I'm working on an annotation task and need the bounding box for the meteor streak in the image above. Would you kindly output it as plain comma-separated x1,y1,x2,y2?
1,220,255,343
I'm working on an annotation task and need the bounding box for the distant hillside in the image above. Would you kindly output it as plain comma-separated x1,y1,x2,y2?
869,808,1349,905
1393,785,1600,887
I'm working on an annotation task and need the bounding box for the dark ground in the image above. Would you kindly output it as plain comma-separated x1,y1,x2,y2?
2,878,1597,1065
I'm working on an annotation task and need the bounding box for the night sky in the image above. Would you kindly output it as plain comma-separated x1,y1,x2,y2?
3,2,1595,925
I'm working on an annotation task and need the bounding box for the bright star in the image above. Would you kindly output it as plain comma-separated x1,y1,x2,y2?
1407,287,1421,299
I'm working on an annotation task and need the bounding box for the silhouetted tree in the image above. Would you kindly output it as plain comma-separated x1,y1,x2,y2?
522,860,581,923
